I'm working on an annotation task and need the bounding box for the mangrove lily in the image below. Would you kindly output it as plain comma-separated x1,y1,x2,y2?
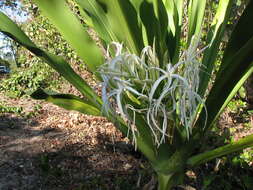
1,0,253,189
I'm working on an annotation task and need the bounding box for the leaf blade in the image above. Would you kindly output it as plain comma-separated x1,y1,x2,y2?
187,0,207,44
100,0,144,54
187,134,253,167
0,11,102,107
31,89,101,116
198,0,233,97
75,0,117,43
163,0,184,63
197,0,253,132
33,0,104,72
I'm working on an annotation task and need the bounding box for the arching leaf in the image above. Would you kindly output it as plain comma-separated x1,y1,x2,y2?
33,0,104,72
0,11,102,108
31,89,101,116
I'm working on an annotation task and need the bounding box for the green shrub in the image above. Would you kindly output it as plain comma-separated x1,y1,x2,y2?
0,63,57,97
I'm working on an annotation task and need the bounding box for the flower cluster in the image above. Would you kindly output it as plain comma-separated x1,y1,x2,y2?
99,38,207,147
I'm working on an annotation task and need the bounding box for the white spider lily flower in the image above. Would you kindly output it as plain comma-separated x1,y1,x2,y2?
99,39,207,147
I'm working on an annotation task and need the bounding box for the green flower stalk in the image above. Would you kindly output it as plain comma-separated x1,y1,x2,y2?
99,37,207,147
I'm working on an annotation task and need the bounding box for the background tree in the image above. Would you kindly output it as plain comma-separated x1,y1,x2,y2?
0,0,24,69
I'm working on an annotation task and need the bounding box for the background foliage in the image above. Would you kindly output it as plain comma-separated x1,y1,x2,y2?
0,0,86,97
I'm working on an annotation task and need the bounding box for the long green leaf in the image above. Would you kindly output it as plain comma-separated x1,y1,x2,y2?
197,0,253,132
31,89,101,116
99,0,144,54
134,113,157,162
187,0,206,45
218,62,253,119
75,0,117,43
198,0,233,97
187,134,253,167
200,38,253,133
153,0,168,46
76,3,94,27
163,0,184,64
33,0,104,72
140,0,168,65
129,0,144,10
140,1,158,46
220,1,253,66
0,11,102,108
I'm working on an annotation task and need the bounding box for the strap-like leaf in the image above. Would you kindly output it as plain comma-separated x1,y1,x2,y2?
33,0,104,73
140,1,158,46
198,0,233,97
75,0,117,43
127,111,157,162
140,0,168,65
31,89,101,116
163,0,184,64
219,62,253,117
187,0,206,45
197,0,253,133
0,12,102,108
129,0,143,10
99,0,144,54
187,134,253,167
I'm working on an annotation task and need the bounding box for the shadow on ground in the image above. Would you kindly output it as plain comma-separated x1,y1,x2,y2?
1,111,252,190
0,113,149,190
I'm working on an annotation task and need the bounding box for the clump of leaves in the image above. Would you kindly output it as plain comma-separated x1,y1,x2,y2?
0,63,57,97
0,104,23,114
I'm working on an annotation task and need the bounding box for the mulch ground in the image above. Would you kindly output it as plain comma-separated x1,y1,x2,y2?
0,92,253,190
0,94,151,190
